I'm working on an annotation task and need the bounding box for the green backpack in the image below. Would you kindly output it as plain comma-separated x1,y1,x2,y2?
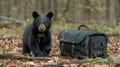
58,25,108,59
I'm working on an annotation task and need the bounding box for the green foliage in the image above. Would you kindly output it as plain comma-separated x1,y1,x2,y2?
17,61,26,67
12,23,27,32
78,0,106,12
0,46,6,51
79,5,92,10
107,48,113,54
24,53,31,57
50,53,59,56
109,24,120,34
52,22,72,29
52,20,120,36
52,22,59,29
107,57,113,63
88,20,120,35
0,63,4,67
26,19,33,23
97,21,108,32
90,57,113,64
0,28,7,35
94,6,106,12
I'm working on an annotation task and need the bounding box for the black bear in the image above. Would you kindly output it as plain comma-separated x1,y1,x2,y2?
22,11,53,57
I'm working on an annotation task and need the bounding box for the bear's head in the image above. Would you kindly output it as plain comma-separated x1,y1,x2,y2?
32,11,53,34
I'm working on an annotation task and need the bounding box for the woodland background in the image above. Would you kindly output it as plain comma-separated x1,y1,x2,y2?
0,0,120,67
0,0,120,24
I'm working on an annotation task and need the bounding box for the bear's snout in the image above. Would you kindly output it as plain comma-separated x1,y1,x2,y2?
38,23,46,32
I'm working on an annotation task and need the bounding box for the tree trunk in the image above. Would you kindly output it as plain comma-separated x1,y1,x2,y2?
7,0,11,17
82,0,91,21
0,0,2,15
115,0,120,25
106,0,110,23
40,0,45,14
53,0,58,20
24,0,29,20
35,0,39,12
16,0,21,19
47,0,52,11
62,0,71,17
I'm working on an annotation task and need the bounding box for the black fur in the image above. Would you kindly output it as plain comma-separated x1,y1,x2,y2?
22,11,53,57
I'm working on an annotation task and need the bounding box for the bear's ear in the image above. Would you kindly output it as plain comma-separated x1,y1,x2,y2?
46,12,53,19
32,11,39,19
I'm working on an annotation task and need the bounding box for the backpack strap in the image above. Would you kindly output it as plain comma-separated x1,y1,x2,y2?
78,24,89,30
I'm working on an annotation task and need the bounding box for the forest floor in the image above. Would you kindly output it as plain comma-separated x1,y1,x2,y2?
0,22,120,67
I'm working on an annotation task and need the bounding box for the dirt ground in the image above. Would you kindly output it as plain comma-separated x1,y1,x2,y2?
0,28,120,67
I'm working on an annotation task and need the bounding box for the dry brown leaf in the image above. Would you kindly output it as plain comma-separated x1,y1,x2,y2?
26,62,38,67
62,64,69,67
69,64,77,67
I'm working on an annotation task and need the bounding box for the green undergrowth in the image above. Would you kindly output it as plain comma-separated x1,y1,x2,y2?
0,28,7,35
89,57,113,64
0,20,120,36
0,62,4,67
52,21,120,34
16,61,26,67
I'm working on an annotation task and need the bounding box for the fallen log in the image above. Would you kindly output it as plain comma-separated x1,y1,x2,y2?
0,16,23,28
39,59,93,67
0,16,23,24
39,58,120,67
0,53,51,61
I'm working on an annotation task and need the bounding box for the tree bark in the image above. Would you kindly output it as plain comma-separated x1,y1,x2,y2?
82,0,91,21
53,0,58,20
106,0,110,23
17,0,21,19
62,0,71,17
115,0,120,25
7,0,11,17
0,0,2,15
47,0,52,11
40,0,46,14
24,0,29,20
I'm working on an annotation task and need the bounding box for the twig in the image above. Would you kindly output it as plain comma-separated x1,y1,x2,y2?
39,59,93,67
0,53,51,61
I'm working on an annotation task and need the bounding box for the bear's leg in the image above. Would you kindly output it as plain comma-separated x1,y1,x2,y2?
23,43,30,54
42,43,51,57
29,43,44,57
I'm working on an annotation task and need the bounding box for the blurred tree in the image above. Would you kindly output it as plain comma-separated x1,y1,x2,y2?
24,0,29,20
53,0,58,20
15,0,21,19
0,0,2,15
40,0,45,14
35,0,40,12
115,0,120,25
105,0,110,23
47,0,52,11
62,0,71,17
0,0,118,25
7,0,11,17
82,0,91,21
90,0,98,22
